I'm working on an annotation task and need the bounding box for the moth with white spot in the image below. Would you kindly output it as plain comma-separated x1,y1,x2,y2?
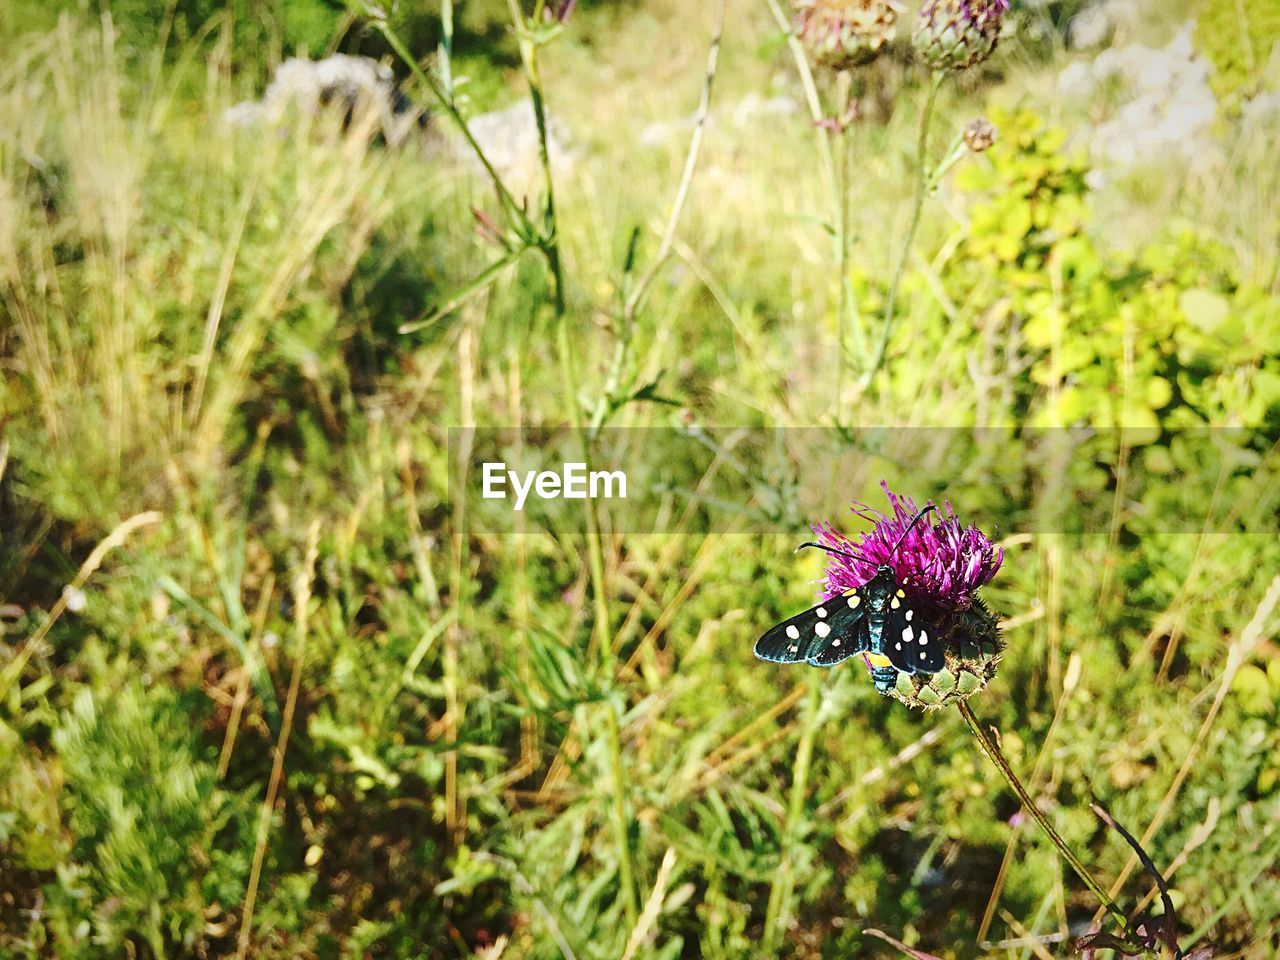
754,507,945,695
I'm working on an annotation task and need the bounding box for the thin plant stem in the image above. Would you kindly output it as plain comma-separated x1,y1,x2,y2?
861,70,947,391
593,0,724,434
236,522,320,960
369,12,529,234
956,701,1137,940
762,670,823,952
509,0,567,312
556,312,638,926
762,0,837,199
1,511,162,702
398,243,529,334
509,0,638,921
834,81,855,411
763,0,866,403
622,0,726,322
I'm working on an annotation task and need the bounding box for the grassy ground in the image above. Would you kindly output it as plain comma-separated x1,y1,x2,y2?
2,2,1279,958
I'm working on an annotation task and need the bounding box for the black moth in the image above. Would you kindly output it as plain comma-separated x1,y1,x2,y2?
755,506,943,696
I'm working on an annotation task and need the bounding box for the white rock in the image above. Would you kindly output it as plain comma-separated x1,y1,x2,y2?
1060,22,1218,173
221,54,422,146
1243,91,1280,123
448,99,575,191
1068,0,1142,49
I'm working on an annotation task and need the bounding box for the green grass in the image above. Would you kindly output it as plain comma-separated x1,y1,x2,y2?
2,3,1279,958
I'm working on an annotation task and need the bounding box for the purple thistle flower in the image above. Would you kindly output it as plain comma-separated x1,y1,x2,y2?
811,481,1002,614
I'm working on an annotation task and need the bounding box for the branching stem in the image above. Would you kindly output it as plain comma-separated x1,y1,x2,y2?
861,70,946,391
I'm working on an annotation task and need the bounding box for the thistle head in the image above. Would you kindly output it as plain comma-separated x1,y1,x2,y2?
795,0,906,70
912,0,1009,72
812,482,1005,708
812,481,1003,615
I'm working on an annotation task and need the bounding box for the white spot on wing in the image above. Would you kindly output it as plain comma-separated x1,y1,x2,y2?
919,630,928,645
815,622,831,639
847,594,860,608
919,651,927,660
890,598,900,609
902,626,913,642
832,639,841,647
786,625,800,640
905,609,913,622
816,607,827,618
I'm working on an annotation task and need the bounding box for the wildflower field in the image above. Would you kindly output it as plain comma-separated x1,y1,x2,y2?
1,0,1279,957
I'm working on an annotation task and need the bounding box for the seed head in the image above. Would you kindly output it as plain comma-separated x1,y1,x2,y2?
795,0,906,70
963,116,997,151
912,0,1009,72
886,598,1003,708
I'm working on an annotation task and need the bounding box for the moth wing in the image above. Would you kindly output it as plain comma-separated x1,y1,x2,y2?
807,602,871,667
880,602,944,675
755,595,868,665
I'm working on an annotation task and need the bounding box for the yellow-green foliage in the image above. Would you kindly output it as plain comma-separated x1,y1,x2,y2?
1195,0,1280,104
950,108,1279,432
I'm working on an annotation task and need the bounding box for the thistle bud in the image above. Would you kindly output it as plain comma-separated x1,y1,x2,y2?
912,0,1009,72
888,598,1003,709
795,0,906,70
963,117,997,152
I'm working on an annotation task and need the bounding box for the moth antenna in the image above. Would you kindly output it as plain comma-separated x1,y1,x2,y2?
795,541,873,565
886,504,937,561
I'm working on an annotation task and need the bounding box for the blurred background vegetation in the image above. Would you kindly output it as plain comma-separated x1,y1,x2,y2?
1,0,1278,957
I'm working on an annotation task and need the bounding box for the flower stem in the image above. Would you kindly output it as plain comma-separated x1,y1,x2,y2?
860,70,947,391
762,671,823,952
508,0,567,313
833,73,858,412
507,0,637,926
956,701,1136,939
371,12,529,234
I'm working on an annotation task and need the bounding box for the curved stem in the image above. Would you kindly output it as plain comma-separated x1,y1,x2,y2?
622,0,726,322
506,0,636,926
763,0,838,199
860,70,946,391
373,16,528,233
956,701,1138,941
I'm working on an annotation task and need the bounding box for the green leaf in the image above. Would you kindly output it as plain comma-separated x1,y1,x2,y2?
1179,288,1230,332
1231,665,1274,716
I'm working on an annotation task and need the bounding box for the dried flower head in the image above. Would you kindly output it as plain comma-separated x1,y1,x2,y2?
912,0,1009,72
812,482,1005,708
963,116,997,151
795,0,906,70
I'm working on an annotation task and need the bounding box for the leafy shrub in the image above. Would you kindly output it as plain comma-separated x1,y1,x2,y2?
1195,0,1280,106
39,652,253,958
